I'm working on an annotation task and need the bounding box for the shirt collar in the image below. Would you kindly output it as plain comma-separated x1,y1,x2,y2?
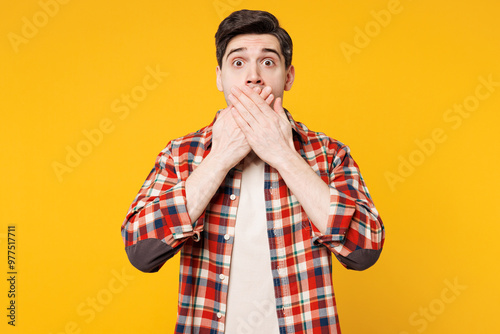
202,108,308,152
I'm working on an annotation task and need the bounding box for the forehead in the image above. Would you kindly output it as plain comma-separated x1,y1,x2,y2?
225,34,281,56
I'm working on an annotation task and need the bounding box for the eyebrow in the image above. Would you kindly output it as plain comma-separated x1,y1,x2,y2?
225,47,282,61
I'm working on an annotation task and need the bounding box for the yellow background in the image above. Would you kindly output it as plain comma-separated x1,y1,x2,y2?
1,0,499,333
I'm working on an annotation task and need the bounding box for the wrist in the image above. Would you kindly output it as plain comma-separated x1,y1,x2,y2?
205,150,239,174
271,146,301,172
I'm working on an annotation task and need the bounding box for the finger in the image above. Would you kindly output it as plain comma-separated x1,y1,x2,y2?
229,86,264,119
236,86,274,118
228,91,259,126
251,86,271,98
253,87,272,105
236,85,270,105
260,86,273,104
231,107,253,136
265,93,274,105
273,97,287,120
245,85,275,117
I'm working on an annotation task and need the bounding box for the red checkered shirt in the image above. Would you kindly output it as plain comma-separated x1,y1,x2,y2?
121,109,385,333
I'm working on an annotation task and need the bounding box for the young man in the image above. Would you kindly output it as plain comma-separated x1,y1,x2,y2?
121,9,385,334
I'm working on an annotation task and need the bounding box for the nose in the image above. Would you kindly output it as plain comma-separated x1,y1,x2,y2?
246,63,263,87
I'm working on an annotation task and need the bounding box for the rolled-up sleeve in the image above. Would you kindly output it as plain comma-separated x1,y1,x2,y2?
121,142,205,273
313,143,385,271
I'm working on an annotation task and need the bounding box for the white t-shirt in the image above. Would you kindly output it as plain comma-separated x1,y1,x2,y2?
225,151,280,333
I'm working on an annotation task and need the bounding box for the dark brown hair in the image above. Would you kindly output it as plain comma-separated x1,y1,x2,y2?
215,10,293,69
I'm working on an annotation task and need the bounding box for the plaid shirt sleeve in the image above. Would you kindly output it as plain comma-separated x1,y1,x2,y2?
120,139,205,273
311,139,385,270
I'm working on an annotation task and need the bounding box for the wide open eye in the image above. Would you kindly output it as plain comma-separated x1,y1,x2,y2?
263,59,275,66
233,59,244,67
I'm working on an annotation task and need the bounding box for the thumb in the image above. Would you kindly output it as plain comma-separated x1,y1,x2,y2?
219,104,233,118
273,97,287,119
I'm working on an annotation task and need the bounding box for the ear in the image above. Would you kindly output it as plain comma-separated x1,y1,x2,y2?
216,65,223,92
284,64,295,91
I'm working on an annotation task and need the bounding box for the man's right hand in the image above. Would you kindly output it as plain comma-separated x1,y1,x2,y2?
185,86,274,223
210,86,274,170
210,104,251,170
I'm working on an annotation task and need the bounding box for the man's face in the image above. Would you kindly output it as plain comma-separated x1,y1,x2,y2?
216,34,295,107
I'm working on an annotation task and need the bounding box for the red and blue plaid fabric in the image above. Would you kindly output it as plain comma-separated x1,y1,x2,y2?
121,109,385,333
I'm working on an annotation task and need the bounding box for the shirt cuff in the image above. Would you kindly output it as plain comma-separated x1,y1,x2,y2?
158,181,194,239
315,186,356,243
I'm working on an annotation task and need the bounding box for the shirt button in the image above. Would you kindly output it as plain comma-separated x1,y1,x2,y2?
230,194,236,200
217,312,223,319
219,273,226,280
224,234,230,240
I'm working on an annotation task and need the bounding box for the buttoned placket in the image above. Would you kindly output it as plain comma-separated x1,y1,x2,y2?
215,163,243,328
266,165,292,330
